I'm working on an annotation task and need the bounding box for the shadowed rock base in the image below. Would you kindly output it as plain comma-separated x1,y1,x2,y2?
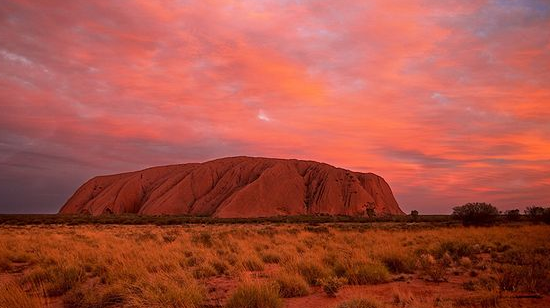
59,156,404,217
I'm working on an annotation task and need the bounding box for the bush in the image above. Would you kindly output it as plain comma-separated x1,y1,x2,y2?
225,282,282,308
435,240,475,260
128,275,205,308
525,206,550,223
418,254,446,282
380,253,415,274
504,209,521,221
274,272,309,298
452,203,499,226
344,262,390,285
293,260,329,286
337,298,383,308
241,256,265,271
191,231,214,247
410,210,419,221
318,276,347,297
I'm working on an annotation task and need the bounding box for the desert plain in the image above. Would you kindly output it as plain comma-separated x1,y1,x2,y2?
1,222,549,308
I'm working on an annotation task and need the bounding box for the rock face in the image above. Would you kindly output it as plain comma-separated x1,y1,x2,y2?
59,156,404,217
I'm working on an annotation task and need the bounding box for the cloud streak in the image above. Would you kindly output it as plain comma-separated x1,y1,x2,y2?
1,0,549,213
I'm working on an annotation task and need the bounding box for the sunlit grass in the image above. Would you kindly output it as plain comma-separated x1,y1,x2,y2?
0,224,548,307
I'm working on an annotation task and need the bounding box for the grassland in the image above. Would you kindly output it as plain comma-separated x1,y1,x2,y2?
0,222,549,308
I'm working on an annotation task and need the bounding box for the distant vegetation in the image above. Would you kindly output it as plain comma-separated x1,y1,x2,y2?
452,202,500,226
0,214,456,226
525,206,550,223
4,205,550,227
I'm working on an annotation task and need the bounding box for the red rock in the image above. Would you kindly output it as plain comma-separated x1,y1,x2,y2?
59,156,404,217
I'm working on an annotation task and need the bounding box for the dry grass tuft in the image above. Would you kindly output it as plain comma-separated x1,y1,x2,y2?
224,281,282,308
273,272,309,298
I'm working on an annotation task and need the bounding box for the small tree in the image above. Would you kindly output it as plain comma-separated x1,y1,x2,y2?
525,206,546,222
525,206,550,224
365,202,376,218
366,208,376,218
410,210,419,221
544,208,550,224
504,209,521,221
452,202,499,226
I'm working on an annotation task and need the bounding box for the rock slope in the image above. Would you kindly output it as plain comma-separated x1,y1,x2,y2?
59,156,403,217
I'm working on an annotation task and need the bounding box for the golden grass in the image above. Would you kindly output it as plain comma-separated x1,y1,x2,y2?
0,224,548,308
225,281,282,308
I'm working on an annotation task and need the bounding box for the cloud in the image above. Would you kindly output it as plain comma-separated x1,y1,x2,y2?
0,0,549,213
257,109,270,122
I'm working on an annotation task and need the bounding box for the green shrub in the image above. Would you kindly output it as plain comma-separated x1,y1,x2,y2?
452,203,499,226
225,282,282,308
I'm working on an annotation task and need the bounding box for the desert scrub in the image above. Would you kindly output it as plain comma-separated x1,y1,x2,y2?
434,240,476,261
0,282,47,308
336,298,384,308
274,272,309,298
23,265,85,296
497,262,550,293
191,231,214,247
127,274,205,308
192,264,217,279
63,284,125,308
291,259,330,286
318,276,347,297
225,282,282,308
240,255,265,271
210,259,230,275
342,261,390,285
418,254,446,282
260,251,281,264
380,252,415,274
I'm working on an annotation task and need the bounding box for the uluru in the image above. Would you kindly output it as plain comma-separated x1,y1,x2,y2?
59,156,404,217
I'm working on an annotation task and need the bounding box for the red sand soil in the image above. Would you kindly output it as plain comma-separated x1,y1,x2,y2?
59,156,403,217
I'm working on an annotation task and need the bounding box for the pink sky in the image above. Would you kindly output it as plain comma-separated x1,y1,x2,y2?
1,0,549,213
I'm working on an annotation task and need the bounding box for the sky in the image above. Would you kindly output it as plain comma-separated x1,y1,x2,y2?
1,0,549,214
